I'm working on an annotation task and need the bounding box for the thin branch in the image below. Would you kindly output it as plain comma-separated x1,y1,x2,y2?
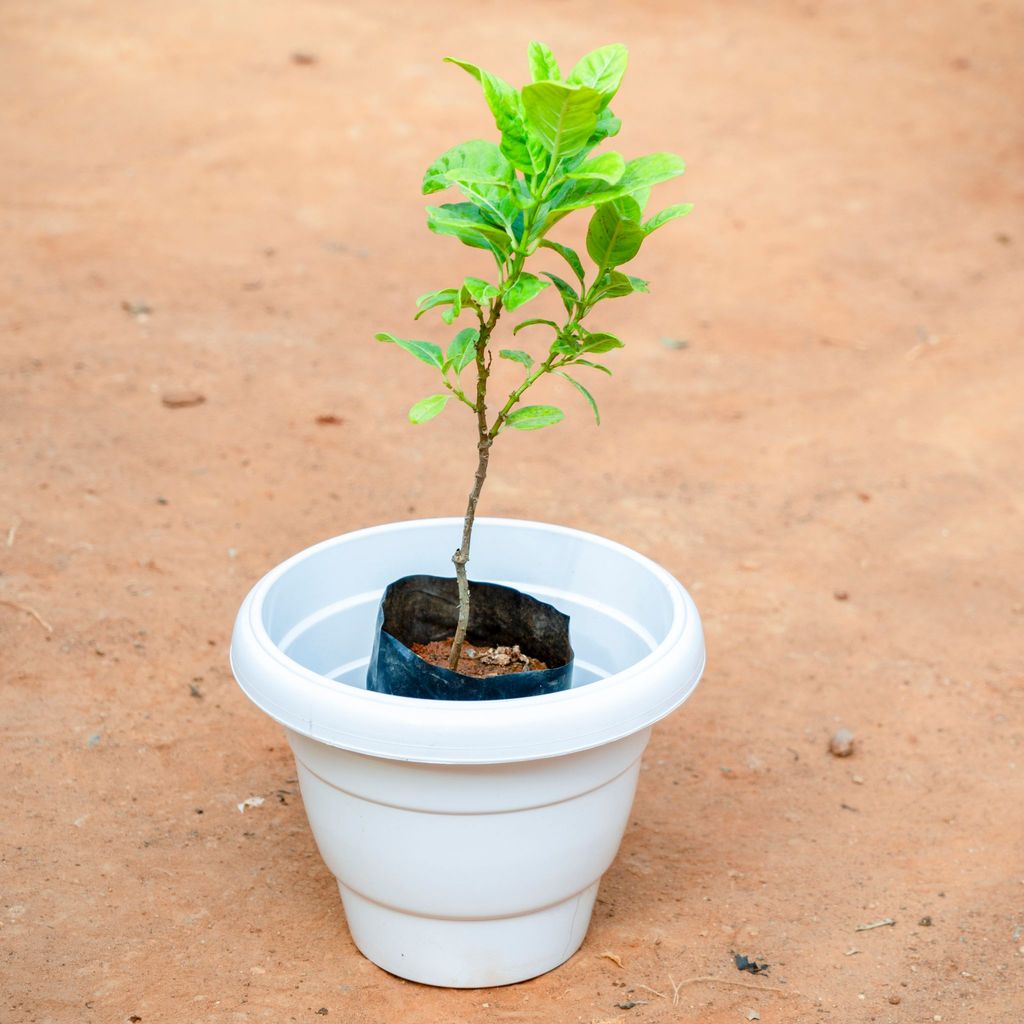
441,377,476,411
448,299,503,668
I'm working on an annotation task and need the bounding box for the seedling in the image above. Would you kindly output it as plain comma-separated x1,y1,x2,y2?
376,41,691,669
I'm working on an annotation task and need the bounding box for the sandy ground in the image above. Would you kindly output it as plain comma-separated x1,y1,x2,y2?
2,1,1023,1021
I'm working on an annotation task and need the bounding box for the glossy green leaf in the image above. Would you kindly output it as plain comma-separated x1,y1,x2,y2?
414,288,458,320
462,277,500,304
539,239,585,283
446,327,479,374
556,370,601,424
512,317,560,335
521,82,603,160
424,142,519,228
444,57,535,173
611,195,643,222
426,203,511,257
600,271,649,298
579,331,624,354
541,271,578,315
586,202,646,268
551,335,579,356
644,203,694,234
499,348,534,370
567,44,628,106
504,272,549,311
506,404,565,430
408,394,450,424
528,41,560,82
587,108,621,145
376,332,445,370
440,286,462,324
423,141,512,194
567,152,625,185
551,152,686,213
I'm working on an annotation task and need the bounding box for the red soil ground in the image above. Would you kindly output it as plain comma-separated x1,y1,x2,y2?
2,2,1022,1021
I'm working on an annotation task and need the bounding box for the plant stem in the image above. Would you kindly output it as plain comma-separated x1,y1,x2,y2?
448,300,503,669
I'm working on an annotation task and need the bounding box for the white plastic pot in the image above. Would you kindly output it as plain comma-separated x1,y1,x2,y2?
230,518,705,988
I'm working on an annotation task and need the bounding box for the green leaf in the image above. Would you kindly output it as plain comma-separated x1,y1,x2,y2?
376,332,445,370
611,195,643,222
588,108,621,145
423,141,520,230
644,203,694,234
551,335,579,356
414,288,458,320
463,277,500,304
528,41,560,82
506,404,565,430
551,152,686,213
504,272,550,311
541,271,578,315
499,348,534,370
539,239,585,283
521,82,603,161
444,57,536,173
567,44,628,107
440,287,463,324
512,317,559,335
426,203,511,257
556,370,601,425
579,331,624,354
446,328,479,374
423,141,512,194
586,202,646,268
566,152,625,185
600,271,649,298
570,358,612,375
408,394,450,424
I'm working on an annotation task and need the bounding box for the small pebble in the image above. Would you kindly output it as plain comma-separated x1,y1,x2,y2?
888,995,901,1005
919,915,933,926
121,300,152,320
833,590,849,601
829,728,855,757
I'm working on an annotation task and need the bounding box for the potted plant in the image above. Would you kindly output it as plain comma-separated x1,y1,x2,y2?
230,41,705,988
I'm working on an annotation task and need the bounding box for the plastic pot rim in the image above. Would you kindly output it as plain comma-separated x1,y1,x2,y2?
230,516,705,765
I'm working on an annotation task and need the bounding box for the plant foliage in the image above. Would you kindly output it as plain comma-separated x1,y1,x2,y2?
375,42,691,668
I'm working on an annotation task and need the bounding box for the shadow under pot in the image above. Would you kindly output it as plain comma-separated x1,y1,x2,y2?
365,574,574,700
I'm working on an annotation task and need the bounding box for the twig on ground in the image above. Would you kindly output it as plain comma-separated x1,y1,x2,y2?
635,983,666,998
855,918,896,931
0,598,53,633
668,975,793,1006
6,518,19,547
